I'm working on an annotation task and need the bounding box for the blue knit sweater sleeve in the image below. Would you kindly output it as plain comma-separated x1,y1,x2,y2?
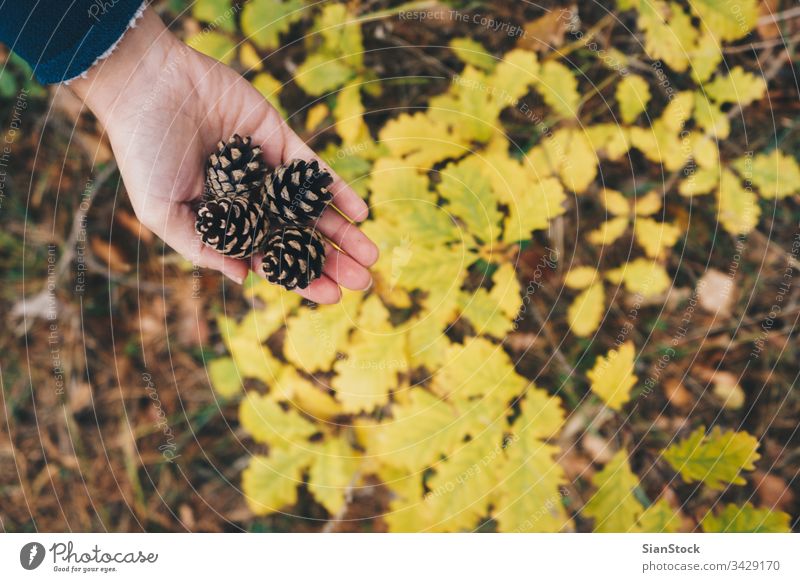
0,0,146,84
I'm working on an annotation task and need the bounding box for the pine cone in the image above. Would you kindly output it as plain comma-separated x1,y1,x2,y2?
205,134,267,199
262,159,334,224
261,226,326,290
195,195,269,258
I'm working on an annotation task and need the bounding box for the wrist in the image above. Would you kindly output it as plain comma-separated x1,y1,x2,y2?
70,7,178,125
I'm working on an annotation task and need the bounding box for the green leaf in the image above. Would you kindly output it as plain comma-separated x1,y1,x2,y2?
701,503,791,533
583,449,645,532
638,498,682,532
689,0,758,42
294,53,356,96
208,357,241,398
241,0,304,50
450,38,496,71
186,31,236,64
193,0,235,32
662,426,760,490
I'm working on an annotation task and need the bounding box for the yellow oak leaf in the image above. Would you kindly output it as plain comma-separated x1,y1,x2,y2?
583,449,644,532
689,0,758,42
438,156,503,243
239,392,318,446
587,341,638,411
679,166,719,196
503,177,566,243
689,30,723,83
208,357,241,399
334,82,367,144
717,168,761,235
187,31,236,64
735,150,800,200
634,217,682,258
305,102,329,131
242,0,304,50
662,425,760,489
332,297,407,413
251,72,286,117
633,190,663,216
535,60,580,119
600,188,631,216
567,282,606,337
283,291,363,372
564,266,600,290
638,1,697,73
705,66,766,106
490,49,540,105
616,74,651,124
273,367,342,421
605,258,671,298
693,93,730,138
307,438,361,514
638,497,683,532
434,337,528,401
587,216,629,246
379,112,466,167
242,449,311,515
701,503,791,533
450,38,496,71
561,130,597,193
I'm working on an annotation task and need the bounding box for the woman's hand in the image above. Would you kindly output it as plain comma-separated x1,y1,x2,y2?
69,8,377,304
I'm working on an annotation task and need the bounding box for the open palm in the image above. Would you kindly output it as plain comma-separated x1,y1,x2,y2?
73,10,376,304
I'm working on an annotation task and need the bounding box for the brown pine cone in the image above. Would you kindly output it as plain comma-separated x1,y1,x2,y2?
262,159,334,224
195,195,269,258
260,225,326,290
205,134,267,200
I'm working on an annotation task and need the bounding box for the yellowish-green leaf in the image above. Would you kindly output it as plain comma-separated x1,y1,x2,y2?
600,188,631,216
273,367,342,421
490,49,540,105
193,0,235,32
587,216,629,246
425,433,499,531
564,266,600,290
438,156,502,243
679,166,719,196
605,258,671,298
294,53,356,97
634,217,682,258
239,392,318,446
561,130,597,194
369,389,464,471
434,337,527,401
662,425,760,489
735,149,800,200
307,438,361,514
693,92,730,138
705,66,766,106
689,30,722,83
638,498,682,532
252,72,285,117
638,1,697,73
583,449,644,532
535,60,579,119
242,450,310,515
689,0,758,42
701,503,791,533
283,291,362,372
450,38,496,71
503,177,566,243
587,341,638,411
379,112,466,168
241,0,304,50
239,42,262,71
568,282,605,337
208,357,241,399
717,168,761,235
305,103,329,131
187,31,236,65
616,74,651,124
334,82,367,144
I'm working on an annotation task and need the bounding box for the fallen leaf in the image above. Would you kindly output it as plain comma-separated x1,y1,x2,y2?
663,378,692,408
697,269,734,316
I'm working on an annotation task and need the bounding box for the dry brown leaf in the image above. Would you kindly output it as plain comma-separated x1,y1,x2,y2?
709,370,745,409
518,10,570,52
757,0,782,40
753,470,794,510
663,378,692,408
91,237,132,273
696,269,735,316
115,209,154,244
582,432,614,464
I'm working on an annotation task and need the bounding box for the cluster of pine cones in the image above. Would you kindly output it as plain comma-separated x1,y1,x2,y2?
195,135,333,289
